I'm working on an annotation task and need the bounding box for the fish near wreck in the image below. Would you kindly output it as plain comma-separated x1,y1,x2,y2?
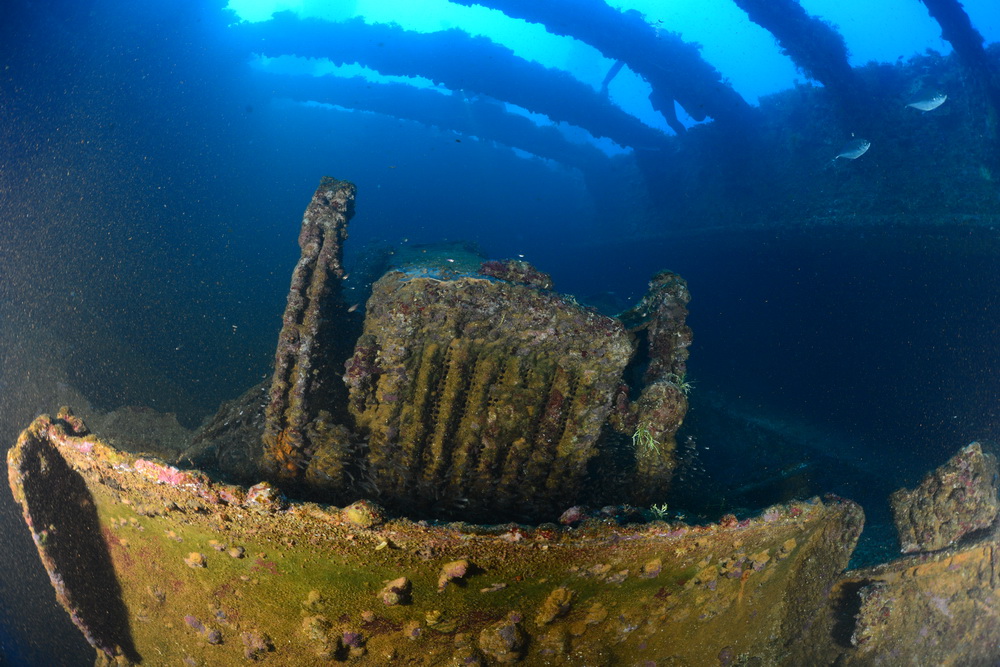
10,178,1000,665
906,92,947,111
827,137,871,167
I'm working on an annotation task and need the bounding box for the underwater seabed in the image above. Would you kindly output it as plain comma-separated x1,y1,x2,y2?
6,182,1000,665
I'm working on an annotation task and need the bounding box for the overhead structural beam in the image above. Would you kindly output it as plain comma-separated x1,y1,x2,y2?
253,70,615,174
253,70,630,234
230,13,669,150
731,0,865,120
918,0,1000,140
447,0,756,132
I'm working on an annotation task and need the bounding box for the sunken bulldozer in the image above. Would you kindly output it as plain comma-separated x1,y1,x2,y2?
183,177,692,522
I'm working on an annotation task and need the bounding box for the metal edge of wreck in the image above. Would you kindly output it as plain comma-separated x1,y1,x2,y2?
8,411,863,665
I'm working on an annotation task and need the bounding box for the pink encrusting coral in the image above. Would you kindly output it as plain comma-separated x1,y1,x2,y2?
134,459,222,505
134,459,199,487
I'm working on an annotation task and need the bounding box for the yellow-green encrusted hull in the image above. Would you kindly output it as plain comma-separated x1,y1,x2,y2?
9,413,862,665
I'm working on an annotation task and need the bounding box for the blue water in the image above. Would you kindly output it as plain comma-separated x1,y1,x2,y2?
2,0,1000,662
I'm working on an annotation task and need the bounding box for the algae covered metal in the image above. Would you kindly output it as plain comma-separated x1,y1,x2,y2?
9,411,863,665
343,265,634,520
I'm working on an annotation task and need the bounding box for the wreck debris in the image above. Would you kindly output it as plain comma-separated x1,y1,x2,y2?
918,0,1000,140
14,180,1000,663
617,270,693,502
173,180,697,520
9,166,1000,664
262,177,356,484
799,520,1000,665
233,14,668,151
733,0,865,124
6,414,140,663
185,179,698,519
890,441,999,553
24,413,1000,664
788,442,1000,665
7,412,865,664
448,0,755,130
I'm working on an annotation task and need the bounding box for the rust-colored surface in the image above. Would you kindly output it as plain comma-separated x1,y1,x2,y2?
890,441,999,553
9,413,863,665
794,530,1000,665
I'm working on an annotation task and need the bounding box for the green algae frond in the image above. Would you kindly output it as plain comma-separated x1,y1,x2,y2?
632,424,661,454
664,371,694,396
649,502,670,520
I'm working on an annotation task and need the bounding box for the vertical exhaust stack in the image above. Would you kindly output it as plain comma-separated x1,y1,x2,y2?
262,177,356,484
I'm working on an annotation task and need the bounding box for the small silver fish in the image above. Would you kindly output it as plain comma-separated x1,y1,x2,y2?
906,93,947,112
832,138,871,162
